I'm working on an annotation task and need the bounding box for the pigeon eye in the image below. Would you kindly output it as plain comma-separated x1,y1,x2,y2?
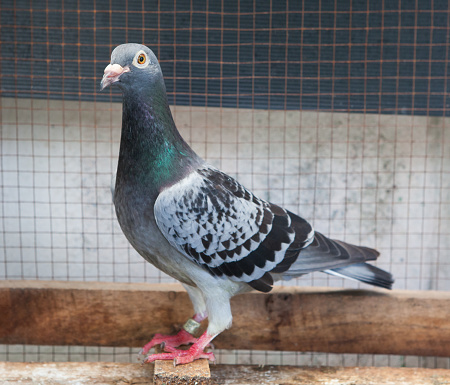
133,51,150,68
137,54,146,65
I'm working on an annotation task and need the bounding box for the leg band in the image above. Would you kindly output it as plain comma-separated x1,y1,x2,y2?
182,318,201,335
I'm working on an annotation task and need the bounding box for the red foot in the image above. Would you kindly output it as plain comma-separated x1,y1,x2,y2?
140,313,208,357
143,331,215,366
140,329,198,356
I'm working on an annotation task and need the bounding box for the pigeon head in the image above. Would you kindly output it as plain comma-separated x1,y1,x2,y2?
100,43,165,95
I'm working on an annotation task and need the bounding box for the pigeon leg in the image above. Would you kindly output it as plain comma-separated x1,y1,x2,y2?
143,331,216,365
139,313,207,356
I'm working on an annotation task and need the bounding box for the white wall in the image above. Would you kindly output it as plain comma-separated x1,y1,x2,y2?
1,97,449,291
1,97,449,366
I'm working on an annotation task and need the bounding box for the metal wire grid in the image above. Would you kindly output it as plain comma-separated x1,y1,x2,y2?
1,0,449,113
1,0,449,367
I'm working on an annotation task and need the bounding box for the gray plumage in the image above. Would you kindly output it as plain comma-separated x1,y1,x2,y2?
101,43,393,342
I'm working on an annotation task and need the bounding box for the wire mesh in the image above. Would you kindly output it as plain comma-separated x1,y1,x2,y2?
1,0,449,367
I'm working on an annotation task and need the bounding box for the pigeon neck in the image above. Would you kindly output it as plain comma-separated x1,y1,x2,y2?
118,92,201,193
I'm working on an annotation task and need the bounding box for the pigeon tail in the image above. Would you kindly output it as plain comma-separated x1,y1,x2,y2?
325,263,394,290
282,231,393,289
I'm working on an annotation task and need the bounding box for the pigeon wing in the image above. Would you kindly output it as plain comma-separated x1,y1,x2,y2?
154,165,314,292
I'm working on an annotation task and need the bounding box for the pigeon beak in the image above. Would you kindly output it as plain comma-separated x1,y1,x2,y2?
100,63,130,90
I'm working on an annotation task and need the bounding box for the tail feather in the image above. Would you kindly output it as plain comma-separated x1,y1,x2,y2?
325,263,394,290
281,231,394,289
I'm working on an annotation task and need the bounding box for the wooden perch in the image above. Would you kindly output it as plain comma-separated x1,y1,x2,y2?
1,362,450,385
153,346,211,385
1,280,450,357
153,356,210,385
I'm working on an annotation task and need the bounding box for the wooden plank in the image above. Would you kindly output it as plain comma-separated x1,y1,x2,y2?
0,362,154,385
211,365,450,385
1,362,450,385
1,280,450,357
0,281,192,348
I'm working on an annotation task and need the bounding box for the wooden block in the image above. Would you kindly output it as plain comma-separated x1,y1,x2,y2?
154,357,211,385
152,346,211,385
1,280,450,357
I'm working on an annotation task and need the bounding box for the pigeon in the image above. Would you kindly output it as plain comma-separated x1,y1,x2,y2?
100,43,394,365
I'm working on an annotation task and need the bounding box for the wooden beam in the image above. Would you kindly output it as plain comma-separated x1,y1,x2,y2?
1,280,450,357
1,362,450,385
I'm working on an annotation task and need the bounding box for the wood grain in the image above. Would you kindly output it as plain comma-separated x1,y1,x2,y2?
1,362,450,385
1,280,450,357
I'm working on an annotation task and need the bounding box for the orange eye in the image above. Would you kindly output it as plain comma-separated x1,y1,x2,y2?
137,54,146,64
